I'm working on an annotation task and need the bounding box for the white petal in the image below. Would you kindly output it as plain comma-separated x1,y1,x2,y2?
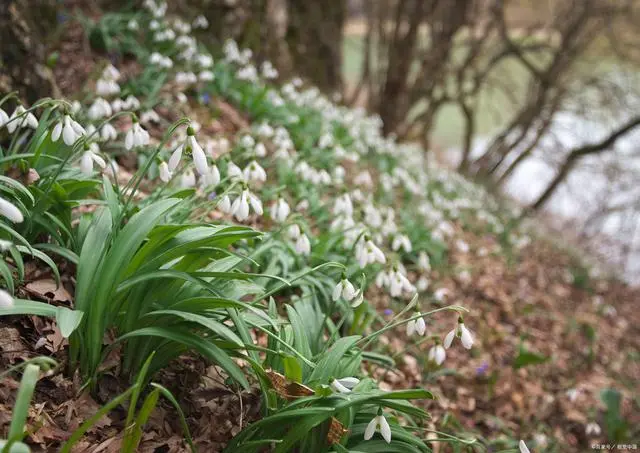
125,130,134,150
342,280,357,301
332,282,343,302
330,379,351,393
0,198,24,223
91,153,106,169
51,122,62,142
435,346,446,365
460,325,474,349
248,193,263,215
168,146,183,171
337,377,359,388
159,162,171,182
519,440,530,453
444,330,455,349
0,289,14,308
192,146,209,175
63,123,76,146
80,152,93,175
379,415,392,443
364,418,377,441
406,320,416,336
416,317,426,336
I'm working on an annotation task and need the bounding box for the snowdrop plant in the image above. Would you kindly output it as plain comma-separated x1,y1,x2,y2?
444,316,474,350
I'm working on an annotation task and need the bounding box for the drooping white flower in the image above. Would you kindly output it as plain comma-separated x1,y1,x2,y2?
391,234,412,253
288,224,301,240
231,189,262,221
406,313,426,336
0,197,24,223
428,344,446,365
80,143,106,175
388,269,415,297
192,14,208,29
333,277,357,302
271,198,290,223
295,234,311,255
0,108,9,128
202,165,220,187
519,440,530,453
127,18,139,30
218,194,232,213
418,251,431,272
243,161,266,183
52,115,86,146
364,408,391,443
123,95,141,111
124,120,150,150
0,289,14,308
330,377,359,394
100,123,118,141
254,142,267,157
88,98,113,120
444,317,474,350
180,170,196,188
7,106,38,133
227,161,244,180
186,127,208,175
159,161,172,182
355,237,386,268
333,193,353,217
585,422,601,436
140,109,160,124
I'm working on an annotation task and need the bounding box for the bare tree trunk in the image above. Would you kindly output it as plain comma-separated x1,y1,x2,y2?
0,0,59,103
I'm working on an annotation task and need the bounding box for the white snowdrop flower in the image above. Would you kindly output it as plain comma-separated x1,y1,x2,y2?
227,161,244,180
7,106,38,133
566,388,580,402
0,289,14,308
0,239,13,251
140,109,160,124
124,120,150,150
333,277,357,302
364,408,391,443
111,98,125,113
168,146,183,172
444,317,474,350
330,377,359,394
240,134,255,148
175,71,197,85
0,108,9,128
127,18,139,30
356,238,386,268
388,269,415,297
199,71,214,81
231,191,250,221
406,313,426,337
333,194,353,217
288,224,301,240
428,344,446,365
392,234,412,253
519,440,530,453
180,170,196,188
243,161,266,183
123,95,141,110
51,115,86,146
96,78,120,96
295,234,311,255
254,142,267,157
218,194,232,213
271,198,290,223
296,199,309,211
0,197,24,223
237,65,258,81
350,291,364,308
192,14,208,29
159,161,172,182
149,19,160,30
455,239,470,253
585,422,601,436
80,143,106,176
186,127,208,175
375,270,389,288
433,288,450,302
261,61,278,79
418,252,431,272
255,122,274,137
202,165,220,187
101,123,118,141
318,133,333,148
71,100,81,114
354,170,373,187
103,64,120,80
416,276,430,292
